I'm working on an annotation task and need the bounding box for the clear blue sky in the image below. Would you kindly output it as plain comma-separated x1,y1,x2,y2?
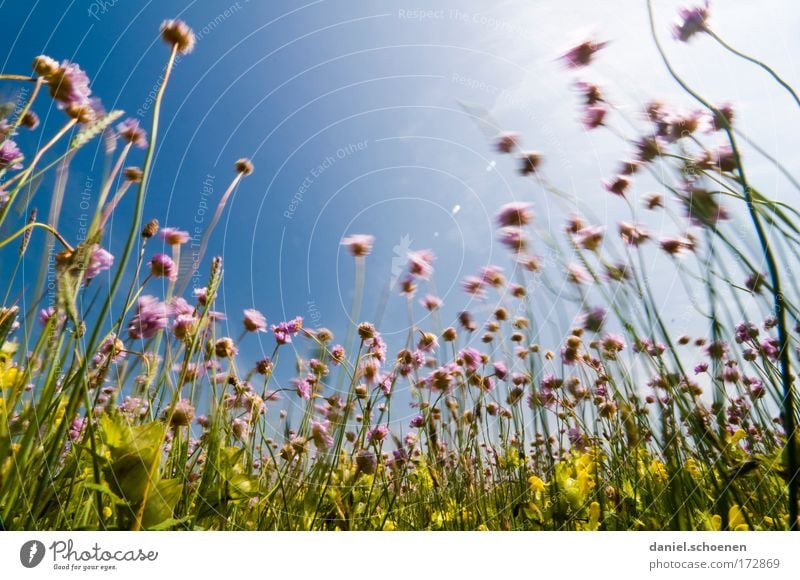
1,0,798,393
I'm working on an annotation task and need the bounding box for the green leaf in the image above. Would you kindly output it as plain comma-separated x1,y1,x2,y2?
142,478,183,529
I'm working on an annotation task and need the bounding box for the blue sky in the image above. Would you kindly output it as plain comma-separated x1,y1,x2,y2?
1,0,799,389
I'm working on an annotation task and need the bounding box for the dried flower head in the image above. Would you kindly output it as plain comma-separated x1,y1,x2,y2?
161,19,196,54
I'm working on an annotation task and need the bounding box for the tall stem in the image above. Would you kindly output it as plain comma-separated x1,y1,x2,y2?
646,0,797,530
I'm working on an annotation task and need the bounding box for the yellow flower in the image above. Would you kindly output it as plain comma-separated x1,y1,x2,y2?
729,505,749,530
528,475,546,494
649,460,668,482
586,501,601,531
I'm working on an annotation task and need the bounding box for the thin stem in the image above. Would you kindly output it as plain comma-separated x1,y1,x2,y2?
646,0,798,530
0,221,72,251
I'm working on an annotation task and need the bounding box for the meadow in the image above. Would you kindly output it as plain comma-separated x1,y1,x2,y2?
0,2,798,531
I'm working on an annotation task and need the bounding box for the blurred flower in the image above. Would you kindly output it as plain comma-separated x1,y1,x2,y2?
497,227,528,253
160,227,190,245
341,234,374,257
407,249,436,280
161,19,196,54
117,118,148,148
517,151,542,175
243,308,267,333
47,60,92,109
673,2,711,42
0,139,23,170
150,253,177,281
420,294,442,311
604,175,631,197
494,131,519,153
85,246,114,280
496,202,534,228
128,295,169,340
561,38,608,68
311,421,334,450
272,316,303,344
581,104,608,130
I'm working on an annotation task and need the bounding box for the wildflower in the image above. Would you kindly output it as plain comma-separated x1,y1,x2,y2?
161,19,196,54
235,158,254,176
574,80,604,105
694,362,709,374
172,314,197,340
367,425,389,444
410,414,425,428
38,307,57,327
47,61,92,109
417,332,438,353
116,118,148,148
294,377,312,400
659,237,691,256
722,362,740,383
272,316,303,344
255,357,273,375
160,227,190,245
579,307,606,333
420,294,442,311
149,253,177,281
581,104,607,130
573,225,605,251
494,131,519,153
604,175,631,197
517,151,542,175
85,246,114,280
601,333,626,358
497,227,528,253
424,363,459,392
458,347,483,373
644,192,664,210
634,136,664,163
407,249,436,279
493,361,509,381
32,55,59,76
461,275,487,299
311,421,334,450
0,139,23,170
124,166,143,182
673,2,711,42
442,327,457,342
355,449,378,474
330,344,346,364
243,308,267,333
128,295,169,340
193,287,208,305
495,202,534,228
341,234,374,257
20,110,39,130
567,263,592,284
458,311,477,332
168,399,195,427
618,222,650,246
214,337,237,358
709,102,734,131
141,219,159,239
561,38,608,68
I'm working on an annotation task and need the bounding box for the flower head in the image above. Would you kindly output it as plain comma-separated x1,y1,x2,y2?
0,139,23,170
117,118,148,148
47,61,92,110
561,38,608,68
495,201,534,228
243,308,267,333
494,131,520,153
149,253,177,281
341,234,374,257
673,2,711,42
159,227,190,246
85,246,114,280
161,19,196,54
128,295,169,340
407,249,436,280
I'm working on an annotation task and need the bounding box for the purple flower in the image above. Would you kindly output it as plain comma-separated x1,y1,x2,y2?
294,377,312,400
160,227,190,246
424,363,459,392
341,234,374,257
85,246,114,280
410,414,425,428
116,118,148,148
495,202,534,228
461,275,487,299
673,2,710,42
149,253,177,281
311,421,334,450
561,38,608,68
128,295,169,340
330,344,346,364
458,347,483,373
581,104,608,130
367,425,389,444
0,139,23,170
497,227,528,253
47,61,92,109
38,307,56,326
169,297,194,317
579,307,607,333
172,314,197,340
493,361,509,381
243,308,267,333
694,362,709,374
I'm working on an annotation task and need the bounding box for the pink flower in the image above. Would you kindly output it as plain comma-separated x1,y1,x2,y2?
243,308,267,333
150,253,177,281
420,294,442,311
494,131,520,153
128,295,169,340
561,38,608,68
673,2,710,42
495,202,534,228
407,249,436,280
85,246,114,280
341,234,374,257
603,175,631,197
117,118,148,148
160,227,190,246
581,104,608,130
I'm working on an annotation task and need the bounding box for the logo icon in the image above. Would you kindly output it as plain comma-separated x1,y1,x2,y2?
20,540,45,568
